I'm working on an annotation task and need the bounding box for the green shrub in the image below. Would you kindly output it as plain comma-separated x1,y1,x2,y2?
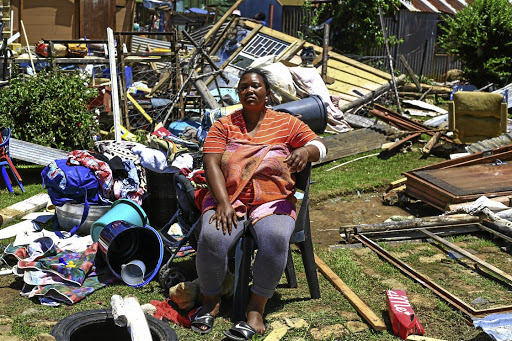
439,0,512,87
0,70,98,150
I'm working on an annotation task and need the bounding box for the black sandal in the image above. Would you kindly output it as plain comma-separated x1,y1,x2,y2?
223,321,258,340
191,312,215,335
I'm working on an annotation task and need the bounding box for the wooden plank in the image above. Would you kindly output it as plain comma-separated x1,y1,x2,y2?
420,228,512,286
324,68,385,92
326,81,380,98
314,254,386,331
315,128,388,165
149,72,171,96
0,193,49,227
328,51,393,80
326,58,389,85
202,0,243,44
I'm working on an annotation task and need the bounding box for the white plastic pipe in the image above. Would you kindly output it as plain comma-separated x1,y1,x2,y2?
107,27,121,141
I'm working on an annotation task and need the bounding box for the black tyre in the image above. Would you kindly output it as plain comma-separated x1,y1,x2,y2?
158,264,188,290
51,309,178,341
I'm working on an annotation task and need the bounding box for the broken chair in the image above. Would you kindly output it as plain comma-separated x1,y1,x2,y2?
449,91,507,144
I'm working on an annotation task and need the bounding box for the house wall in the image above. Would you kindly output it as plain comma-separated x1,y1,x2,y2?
374,11,461,81
13,0,77,41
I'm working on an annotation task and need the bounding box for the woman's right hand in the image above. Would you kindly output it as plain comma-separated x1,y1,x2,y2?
209,202,238,235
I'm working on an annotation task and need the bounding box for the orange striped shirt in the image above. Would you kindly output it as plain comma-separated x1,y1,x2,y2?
203,108,317,153
203,108,317,202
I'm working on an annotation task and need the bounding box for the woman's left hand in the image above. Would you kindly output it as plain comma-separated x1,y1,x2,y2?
285,146,309,173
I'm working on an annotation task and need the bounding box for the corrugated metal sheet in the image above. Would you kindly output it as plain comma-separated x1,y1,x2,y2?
373,11,462,80
10,139,68,166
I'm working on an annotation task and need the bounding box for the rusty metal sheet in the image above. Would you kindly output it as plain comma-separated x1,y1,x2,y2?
402,0,459,13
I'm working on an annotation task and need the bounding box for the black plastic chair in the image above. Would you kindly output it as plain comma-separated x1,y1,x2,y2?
232,162,321,321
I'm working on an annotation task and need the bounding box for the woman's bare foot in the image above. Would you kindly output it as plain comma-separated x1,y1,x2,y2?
246,293,268,335
246,310,266,335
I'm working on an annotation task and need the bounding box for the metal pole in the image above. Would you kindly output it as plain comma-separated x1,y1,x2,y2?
107,28,121,142
378,7,402,114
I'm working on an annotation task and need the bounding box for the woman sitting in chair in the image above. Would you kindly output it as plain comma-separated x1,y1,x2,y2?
192,68,327,339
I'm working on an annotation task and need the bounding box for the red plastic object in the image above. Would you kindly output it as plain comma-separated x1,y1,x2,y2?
386,290,425,340
152,126,172,138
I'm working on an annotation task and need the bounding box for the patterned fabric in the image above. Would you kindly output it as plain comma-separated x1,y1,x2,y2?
3,242,117,305
67,150,113,199
43,162,67,191
94,140,147,192
112,160,144,204
202,142,297,223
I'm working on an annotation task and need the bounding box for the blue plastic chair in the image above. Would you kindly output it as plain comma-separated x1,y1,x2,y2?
0,128,24,193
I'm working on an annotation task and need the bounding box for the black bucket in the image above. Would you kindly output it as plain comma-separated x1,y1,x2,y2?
143,169,178,229
51,309,178,341
273,95,328,134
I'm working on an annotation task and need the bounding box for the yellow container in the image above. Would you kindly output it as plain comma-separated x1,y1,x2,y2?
8,43,22,54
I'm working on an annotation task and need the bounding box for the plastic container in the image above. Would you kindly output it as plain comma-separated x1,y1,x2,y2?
102,66,132,88
142,170,177,230
98,220,163,287
56,203,111,236
90,199,148,242
273,95,328,134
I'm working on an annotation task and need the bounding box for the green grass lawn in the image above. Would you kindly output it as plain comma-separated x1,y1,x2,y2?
0,150,497,340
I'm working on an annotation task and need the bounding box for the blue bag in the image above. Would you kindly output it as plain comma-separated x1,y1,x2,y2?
41,159,101,237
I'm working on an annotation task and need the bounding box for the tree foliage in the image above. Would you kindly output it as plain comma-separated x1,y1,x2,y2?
305,0,401,55
439,0,512,87
0,70,98,150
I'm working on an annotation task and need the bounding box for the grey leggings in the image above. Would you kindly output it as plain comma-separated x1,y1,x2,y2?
196,210,296,298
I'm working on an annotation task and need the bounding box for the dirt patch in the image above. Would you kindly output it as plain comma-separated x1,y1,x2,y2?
309,191,442,248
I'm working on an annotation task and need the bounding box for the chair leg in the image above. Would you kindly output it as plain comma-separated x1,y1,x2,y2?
7,167,24,192
298,238,321,299
284,248,298,288
233,234,255,322
4,156,22,183
0,165,13,193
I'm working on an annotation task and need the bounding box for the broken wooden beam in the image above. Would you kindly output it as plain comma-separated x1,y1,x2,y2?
193,73,221,109
201,0,244,46
400,55,422,92
338,75,406,113
422,123,447,156
314,253,386,331
340,214,480,236
0,193,50,227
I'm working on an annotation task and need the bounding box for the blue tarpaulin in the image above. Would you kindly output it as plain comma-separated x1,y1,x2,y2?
142,0,173,9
